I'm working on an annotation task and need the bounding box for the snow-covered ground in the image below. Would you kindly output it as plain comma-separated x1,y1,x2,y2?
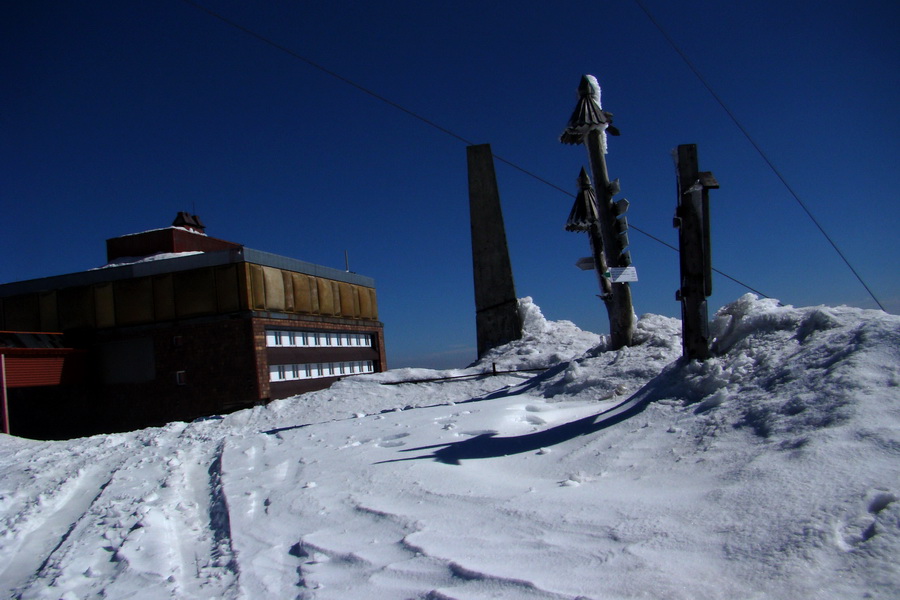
1,295,897,599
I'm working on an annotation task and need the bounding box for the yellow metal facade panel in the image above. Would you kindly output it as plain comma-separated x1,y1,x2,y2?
339,282,356,317
249,264,266,310
2,261,378,343
236,263,251,311
291,272,312,313
357,285,372,318
351,285,361,317
153,274,175,320
174,268,216,317
94,283,115,328
3,294,40,331
215,264,240,313
367,288,379,320
39,291,59,331
114,278,154,326
331,282,342,316
317,278,334,315
262,266,286,311
308,275,320,314
281,271,294,312
58,286,95,330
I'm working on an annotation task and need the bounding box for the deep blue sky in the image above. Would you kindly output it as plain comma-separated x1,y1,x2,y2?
3,1,898,368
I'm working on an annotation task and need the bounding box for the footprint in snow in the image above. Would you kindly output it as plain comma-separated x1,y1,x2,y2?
376,433,410,448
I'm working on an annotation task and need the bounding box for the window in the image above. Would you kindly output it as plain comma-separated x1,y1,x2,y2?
268,360,375,382
175,370,187,385
265,329,373,348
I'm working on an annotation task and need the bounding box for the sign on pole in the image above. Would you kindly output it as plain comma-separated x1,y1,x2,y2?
575,257,595,271
606,267,638,283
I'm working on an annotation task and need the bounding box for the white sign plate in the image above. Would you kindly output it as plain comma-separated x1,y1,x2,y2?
608,266,638,282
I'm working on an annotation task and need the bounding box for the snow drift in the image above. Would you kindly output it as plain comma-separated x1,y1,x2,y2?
0,295,897,599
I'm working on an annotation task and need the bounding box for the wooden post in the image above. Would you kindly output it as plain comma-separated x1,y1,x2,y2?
566,168,614,315
674,144,718,360
561,75,634,349
467,144,523,357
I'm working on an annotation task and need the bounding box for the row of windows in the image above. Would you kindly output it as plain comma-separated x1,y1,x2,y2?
269,360,375,382
266,329,372,348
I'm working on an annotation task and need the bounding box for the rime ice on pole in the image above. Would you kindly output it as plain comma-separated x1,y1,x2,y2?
559,74,618,153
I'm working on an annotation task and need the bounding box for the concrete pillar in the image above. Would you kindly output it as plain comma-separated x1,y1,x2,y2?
467,144,523,358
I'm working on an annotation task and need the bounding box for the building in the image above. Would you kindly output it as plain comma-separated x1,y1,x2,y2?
0,213,385,439
0,331,90,439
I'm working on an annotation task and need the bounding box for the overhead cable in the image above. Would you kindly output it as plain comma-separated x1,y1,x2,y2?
633,0,885,311
182,0,771,300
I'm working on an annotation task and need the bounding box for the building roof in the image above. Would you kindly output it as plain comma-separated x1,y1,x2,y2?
2,213,376,298
0,247,375,298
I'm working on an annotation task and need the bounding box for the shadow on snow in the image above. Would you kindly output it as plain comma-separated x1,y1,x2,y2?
377,362,681,465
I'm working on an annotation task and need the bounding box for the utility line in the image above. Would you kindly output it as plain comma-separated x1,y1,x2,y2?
182,0,770,300
633,0,885,312
181,0,476,146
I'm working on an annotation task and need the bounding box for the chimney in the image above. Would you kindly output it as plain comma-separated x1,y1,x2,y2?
172,211,206,234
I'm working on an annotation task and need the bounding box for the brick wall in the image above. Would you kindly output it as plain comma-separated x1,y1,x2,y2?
250,315,386,401
96,316,260,431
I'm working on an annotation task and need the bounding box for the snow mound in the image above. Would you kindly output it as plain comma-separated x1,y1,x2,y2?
474,297,602,371
675,294,900,440
539,311,682,401
1,294,898,599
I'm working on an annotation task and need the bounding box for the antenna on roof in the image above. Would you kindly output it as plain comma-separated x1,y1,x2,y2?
345,250,350,272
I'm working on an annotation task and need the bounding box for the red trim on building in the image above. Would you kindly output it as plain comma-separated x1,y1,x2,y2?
106,228,241,262
0,348,88,388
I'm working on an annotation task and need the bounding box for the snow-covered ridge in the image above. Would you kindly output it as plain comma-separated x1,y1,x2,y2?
93,250,205,269
0,294,897,599
116,225,208,238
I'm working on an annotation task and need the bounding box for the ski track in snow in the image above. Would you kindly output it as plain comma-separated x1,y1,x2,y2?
0,423,247,599
0,297,898,599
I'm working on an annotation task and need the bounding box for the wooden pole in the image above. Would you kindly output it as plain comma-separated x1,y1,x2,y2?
579,174,614,302
584,129,635,349
674,144,718,360
561,75,635,349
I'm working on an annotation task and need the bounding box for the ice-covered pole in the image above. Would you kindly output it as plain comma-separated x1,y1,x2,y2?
566,168,613,301
561,75,634,348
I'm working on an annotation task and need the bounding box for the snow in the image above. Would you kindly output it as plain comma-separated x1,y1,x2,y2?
1,295,898,599
117,226,208,238
583,74,608,153
94,250,206,269
583,74,601,106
